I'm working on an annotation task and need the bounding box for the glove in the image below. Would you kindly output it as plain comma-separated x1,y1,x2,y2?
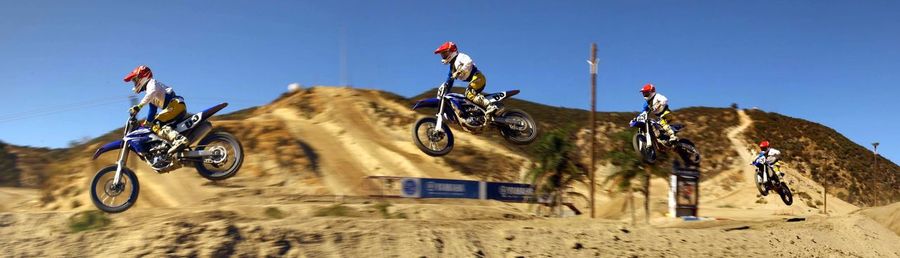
129,105,141,116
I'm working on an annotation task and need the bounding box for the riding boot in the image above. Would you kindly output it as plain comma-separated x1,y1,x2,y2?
659,122,678,144
471,94,498,117
157,125,188,155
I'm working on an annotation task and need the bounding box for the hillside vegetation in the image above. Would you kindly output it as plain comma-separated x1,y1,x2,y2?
0,86,895,209
742,109,899,206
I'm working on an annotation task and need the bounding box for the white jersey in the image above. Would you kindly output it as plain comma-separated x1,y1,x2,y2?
451,53,476,80
646,93,669,116
138,79,174,108
764,148,781,164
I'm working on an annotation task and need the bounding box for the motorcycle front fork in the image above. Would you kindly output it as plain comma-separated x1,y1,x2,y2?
112,141,130,185
435,98,447,133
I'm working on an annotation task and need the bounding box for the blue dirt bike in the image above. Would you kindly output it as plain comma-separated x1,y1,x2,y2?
629,111,701,166
411,83,538,156
89,103,243,213
752,154,793,206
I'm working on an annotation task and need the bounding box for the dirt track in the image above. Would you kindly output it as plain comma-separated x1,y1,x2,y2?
0,199,898,257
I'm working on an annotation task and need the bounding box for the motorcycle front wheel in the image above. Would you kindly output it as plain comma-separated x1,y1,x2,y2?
755,171,769,196
632,133,657,164
90,165,140,213
412,117,454,156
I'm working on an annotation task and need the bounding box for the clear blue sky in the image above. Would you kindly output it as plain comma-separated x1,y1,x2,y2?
1,1,898,162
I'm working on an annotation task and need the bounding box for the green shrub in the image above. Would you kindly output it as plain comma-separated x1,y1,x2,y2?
68,210,111,233
264,207,286,219
372,202,407,219
313,204,358,217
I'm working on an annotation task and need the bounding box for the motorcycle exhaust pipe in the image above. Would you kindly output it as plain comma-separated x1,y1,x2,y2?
187,121,213,146
493,116,521,127
180,150,217,159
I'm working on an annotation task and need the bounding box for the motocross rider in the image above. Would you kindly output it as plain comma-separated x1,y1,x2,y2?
640,83,678,144
434,42,498,123
123,65,189,155
757,140,784,177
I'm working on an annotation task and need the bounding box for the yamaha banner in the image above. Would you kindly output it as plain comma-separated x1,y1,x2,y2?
401,178,481,199
484,182,535,202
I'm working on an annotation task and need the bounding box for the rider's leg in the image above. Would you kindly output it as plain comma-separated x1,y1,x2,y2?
464,72,497,116
152,99,188,154
770,160,784,178
658,111,678,143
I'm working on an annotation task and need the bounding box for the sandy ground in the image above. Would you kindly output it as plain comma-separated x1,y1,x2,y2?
0,198,898,257
860,202,900,236
2,87,898,257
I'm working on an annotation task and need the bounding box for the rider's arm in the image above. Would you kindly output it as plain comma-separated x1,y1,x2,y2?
146,104,158,123
652,96,669,115
454,53,474,80
642,102,650,112
444,67,455,88
766,149,781,164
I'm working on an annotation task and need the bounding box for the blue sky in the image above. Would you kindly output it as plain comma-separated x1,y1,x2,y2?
1,1,897,162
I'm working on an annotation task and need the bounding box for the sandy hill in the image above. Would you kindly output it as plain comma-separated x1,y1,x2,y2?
0,86,895,213
0,85,898,256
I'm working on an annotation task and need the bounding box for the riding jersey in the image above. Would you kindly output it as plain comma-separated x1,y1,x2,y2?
759,148,782,165
643,93,670,117
139,79,184,123
444,53,481,86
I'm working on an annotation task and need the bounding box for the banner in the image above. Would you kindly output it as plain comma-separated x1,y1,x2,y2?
484,182,535,202
401,178,481,199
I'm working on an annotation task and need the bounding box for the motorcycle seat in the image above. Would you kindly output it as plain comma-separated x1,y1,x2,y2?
485,90,520,103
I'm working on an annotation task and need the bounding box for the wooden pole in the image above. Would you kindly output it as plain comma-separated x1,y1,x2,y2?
873,143,879,174
823,168,828,215
589,43,598,218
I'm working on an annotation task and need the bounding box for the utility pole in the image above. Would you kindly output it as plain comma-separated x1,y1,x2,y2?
822,167,827,215
588,43,598,218
872,142,879,173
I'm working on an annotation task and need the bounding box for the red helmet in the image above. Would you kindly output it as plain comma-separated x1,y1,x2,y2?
759,140,770,150
640,83,656,100
124,65,152,82
124,65,153,93
434,41,458,64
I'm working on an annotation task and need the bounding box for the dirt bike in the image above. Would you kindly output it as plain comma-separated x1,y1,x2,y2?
88,103,244,213
411,83,538,156
629,111,701,166
752,155,793,205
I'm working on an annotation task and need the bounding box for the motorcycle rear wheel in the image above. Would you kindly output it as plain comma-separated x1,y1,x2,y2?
497,109,538,145
195,131,244,181
675,139,701,166
776,182,794,206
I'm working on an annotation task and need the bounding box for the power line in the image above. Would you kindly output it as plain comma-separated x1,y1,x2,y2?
0,98,126,124
0,95,130,120
0,95,268,124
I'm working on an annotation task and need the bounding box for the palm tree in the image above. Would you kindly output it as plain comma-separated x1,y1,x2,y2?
603,130,667,224
526,129,587,217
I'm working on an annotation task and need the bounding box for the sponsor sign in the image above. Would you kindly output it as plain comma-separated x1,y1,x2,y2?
419,178,481,199
484,182,535,202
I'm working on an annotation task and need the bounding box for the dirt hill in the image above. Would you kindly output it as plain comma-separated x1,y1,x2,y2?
0,85,898,256
742,109,900,206
0,86,896,210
